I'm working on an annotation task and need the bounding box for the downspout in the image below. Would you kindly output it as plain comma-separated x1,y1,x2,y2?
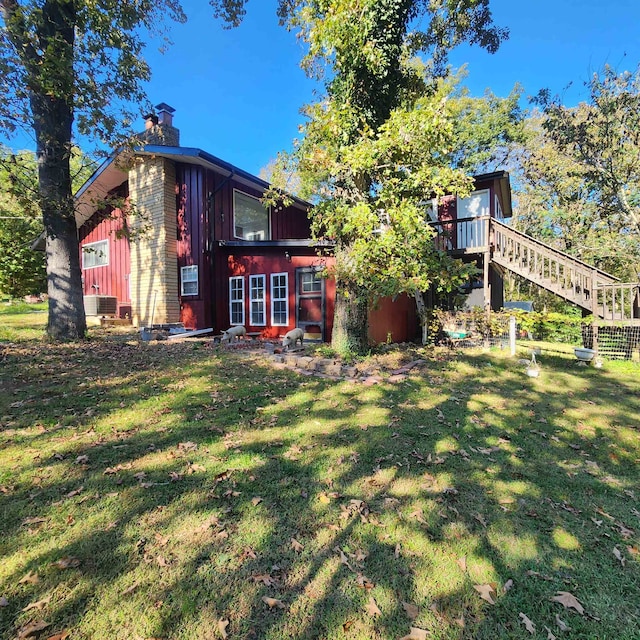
206,170,235,333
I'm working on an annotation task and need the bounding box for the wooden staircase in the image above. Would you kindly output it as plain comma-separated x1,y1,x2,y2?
490,219,640,323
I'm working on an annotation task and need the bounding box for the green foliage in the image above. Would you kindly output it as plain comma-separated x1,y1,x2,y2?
514,65,640,282
509,309,583,344
266,2,508,353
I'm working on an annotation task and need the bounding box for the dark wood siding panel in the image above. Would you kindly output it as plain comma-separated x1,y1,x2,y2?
176,163,216,328
78,207,130,307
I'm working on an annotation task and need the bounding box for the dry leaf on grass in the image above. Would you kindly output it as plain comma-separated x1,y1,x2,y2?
22,595,51,612
18,572,40,585
457,556,467,572
613,547,626,567
52,556,81,570
402,601,419,620
503,578,514,593
17,620,50,639
251,496,263,506
290,538,304,552
550,591,584,615
218,618,229,638
474,584,496,604
45,633,69,640
555,614,571,631
0,596,8,607
544,626,557,639
75,455,88,464
519,612,536,634
366,596,382,617
262,596,285,609
399,627,428,640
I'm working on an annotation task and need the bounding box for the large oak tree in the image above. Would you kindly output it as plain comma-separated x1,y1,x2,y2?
250,0,509,354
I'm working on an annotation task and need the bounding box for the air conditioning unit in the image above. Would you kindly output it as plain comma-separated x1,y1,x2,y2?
84,295,118,316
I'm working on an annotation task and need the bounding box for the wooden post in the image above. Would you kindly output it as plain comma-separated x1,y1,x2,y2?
591,269,599,353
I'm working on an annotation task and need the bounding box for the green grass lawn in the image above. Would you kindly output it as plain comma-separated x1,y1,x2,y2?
1,308,639,639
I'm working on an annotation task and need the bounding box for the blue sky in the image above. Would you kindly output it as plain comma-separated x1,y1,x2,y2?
3,0,639,176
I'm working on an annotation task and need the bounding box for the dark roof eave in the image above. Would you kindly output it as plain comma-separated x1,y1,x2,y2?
218,239,334,249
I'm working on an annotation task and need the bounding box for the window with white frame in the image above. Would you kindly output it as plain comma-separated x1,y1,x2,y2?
82,240,109,269
270,273,288,326
249,275,266,326
233,190,270,240
229,276,245,325
180,265,198,296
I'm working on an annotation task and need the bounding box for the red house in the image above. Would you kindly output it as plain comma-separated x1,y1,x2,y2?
76,105,512,343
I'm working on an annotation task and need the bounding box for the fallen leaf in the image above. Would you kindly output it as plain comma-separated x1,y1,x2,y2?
402,601,419,620
65,487,83,498
262,596,285,609
22,595,51,612
613,547,626,567
18,572,40,585
251,496,263,506
0,596,8,607
474,584,496,604
340,550,355,571
318,493,331,504
457,556,467,572
503,578,514,593
52,556,81,570
550,591,584,615
17,620,50,639
544,626,557,640
394,543,401,558
75,455,88,464
290,538,304,552
22,516,47,526
366,596,382,617
342,620,354,632
454,614,465,628
555,614,571,631
519,612,536,634
218,618,229,638
355,573,375,589
399,627,428,640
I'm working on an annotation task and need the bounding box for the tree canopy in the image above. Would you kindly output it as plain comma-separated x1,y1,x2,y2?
512,66,640,282
263,0,509,354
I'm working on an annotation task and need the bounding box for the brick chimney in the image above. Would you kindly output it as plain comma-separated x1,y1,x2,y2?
141,103,180,146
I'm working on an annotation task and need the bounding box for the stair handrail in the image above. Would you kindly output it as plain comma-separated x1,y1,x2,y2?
491,218,620,284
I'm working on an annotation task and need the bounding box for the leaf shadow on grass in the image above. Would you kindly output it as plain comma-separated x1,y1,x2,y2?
1,340,639,639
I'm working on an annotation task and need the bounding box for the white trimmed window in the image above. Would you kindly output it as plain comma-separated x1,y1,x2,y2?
270,273,288,326
233,190,270,240
249,275,266,326
82,240,109,269
180,265,198,296
229,276,245,325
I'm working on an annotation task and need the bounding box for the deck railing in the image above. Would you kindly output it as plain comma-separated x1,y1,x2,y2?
428,216,640,321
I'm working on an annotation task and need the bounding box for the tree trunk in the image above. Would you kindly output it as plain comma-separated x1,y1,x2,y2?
414,290,429,345
32,1,86,340
331,280,369,356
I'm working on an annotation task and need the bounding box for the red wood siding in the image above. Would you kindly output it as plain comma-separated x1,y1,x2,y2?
176,163,210,328
78,207,131,317
368,294,417,344
217,250,335,341
175,162,314,330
